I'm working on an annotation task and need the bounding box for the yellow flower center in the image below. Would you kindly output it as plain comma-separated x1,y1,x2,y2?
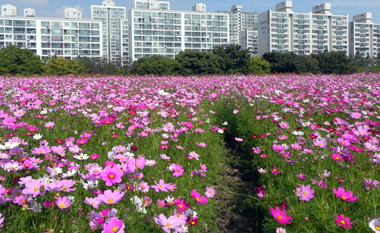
342,196,347,200
34,187,39,191
179,204,182,208
166,223,171,227
341,220,345,225
376,226,380,230
303,192,307,195
277,215,282,220
109,174,114,178
108,198,114,203
112,226,118,232
59,203,65,208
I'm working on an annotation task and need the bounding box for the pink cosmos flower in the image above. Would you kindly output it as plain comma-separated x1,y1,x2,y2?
235,137,243,142
191,190,208,204
298,174,306,180
333,187,358,202
313,139,327,148
271,166,280,175
334,214,353,229
279,122,289,129
276,227,287,233
100,166,123,186
188,151,200,160
172,164,184,177
97,190,124,205
205,186,216,198
331,153,343,161
103,218,125,233
270,206,292,225
156,199,166,207
318,180,327,189
138,181,150,193
154,213,180,233
363,178,379,190
84,197,101,208
152,179,169,192
296,184,315,201
174,198,189,212
56,196,72,209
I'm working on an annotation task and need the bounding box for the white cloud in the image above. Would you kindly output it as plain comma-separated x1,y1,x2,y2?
48,5,85,18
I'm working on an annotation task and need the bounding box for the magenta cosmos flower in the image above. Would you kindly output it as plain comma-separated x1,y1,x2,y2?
55,196,72,209
333,187,358,202
97,190,124,205
100,165,123,186
191,190,208,204
296,184,315,201
151,179,169,192
334,214,353,229
270,206,292,225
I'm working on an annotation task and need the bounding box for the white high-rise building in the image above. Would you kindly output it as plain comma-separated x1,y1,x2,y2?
0,5,103,60
120,19,129,66
217,5,258,45
239,28,259,56
258,1,349,56
1,4,19,17
129,1,229,63
132,0,170,10
91,0,126,64
65,8,82,19
349,13,380,58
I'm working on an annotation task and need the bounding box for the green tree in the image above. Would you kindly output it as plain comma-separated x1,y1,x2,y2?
212,44,251,74
43,57,88,75
248,57,270,74
0,45,43,75
130,55,179,76
354,49,366,67
175,50,224,76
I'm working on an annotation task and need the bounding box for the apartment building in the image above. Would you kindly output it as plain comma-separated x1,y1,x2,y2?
349,12,380,58
0,5,103,60
258,1,349,56
217,5,258,45
120,19,129,66
129,0,229,63
239,28,259,57
91,0,126,64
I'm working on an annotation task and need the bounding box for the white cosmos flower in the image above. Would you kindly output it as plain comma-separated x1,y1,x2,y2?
33,134,43,140
222,121,228,125
369,218,380,233
136,206,147,214
40,110,47,115
217,129,224,134
73,153,89,160
0,141,20,150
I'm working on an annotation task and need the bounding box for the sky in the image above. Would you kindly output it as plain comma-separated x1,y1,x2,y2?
5,0,380,22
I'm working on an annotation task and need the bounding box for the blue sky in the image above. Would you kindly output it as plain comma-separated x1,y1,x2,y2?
6,0,380,22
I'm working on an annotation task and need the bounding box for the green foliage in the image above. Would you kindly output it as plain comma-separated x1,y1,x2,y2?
263,52,320,74
79,57,129,75
248,57,270,75
263,51,357,74
311,51,357,74
0,45,43,75
130,55,179,76
212,44,251,74
175,50,224,76
43,57,88,75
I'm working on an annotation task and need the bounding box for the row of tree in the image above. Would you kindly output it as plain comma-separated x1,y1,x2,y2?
1,44,380,76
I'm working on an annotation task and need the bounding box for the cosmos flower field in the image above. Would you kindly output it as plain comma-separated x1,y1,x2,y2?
0,73,380,233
